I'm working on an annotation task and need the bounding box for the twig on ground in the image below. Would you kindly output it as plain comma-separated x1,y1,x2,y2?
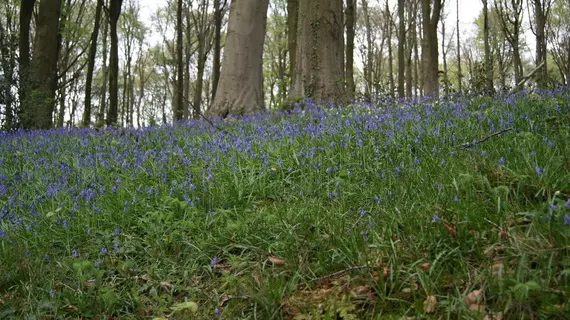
460,127,513,148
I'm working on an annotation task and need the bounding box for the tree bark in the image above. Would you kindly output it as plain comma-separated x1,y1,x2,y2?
82,0,103,127
211,0,223,104
530,0,551,88
174,0,184,121
208,0,269,117
97,15,109,127
346,0,355,97
494,0,523,85
291,0,345,102
18,0,36,126
482,0,493,92
361,0,373,100
107,0,122,126
287,0,299,93
397,0,405,98
420,0,442,97
27,0,62,129
386,2,395,97
457,0,463,91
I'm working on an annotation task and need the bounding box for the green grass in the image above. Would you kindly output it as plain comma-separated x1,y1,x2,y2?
1,90,570,319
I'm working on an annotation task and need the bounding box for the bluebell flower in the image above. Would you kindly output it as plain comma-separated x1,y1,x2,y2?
71,249,78,258
114,226,120,235
49,290,55,298
210,256,218,268
432,214,439,223
360,231,368,242
564,214,569,226
565,198,570,209
535,165,543,176
101,247,108,255
498,157,505,166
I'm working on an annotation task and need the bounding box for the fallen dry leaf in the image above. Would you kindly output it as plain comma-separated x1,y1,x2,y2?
419,262,430,272
468,304,486,313
159,281,173,289
464,289,484,305
423,295,437,313
219,294,230,307
268,255,285,265
443,221,457,237
483,312,503,320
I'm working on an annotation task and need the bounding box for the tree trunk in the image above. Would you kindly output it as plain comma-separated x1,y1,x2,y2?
386,2,395,97
441,20,448,93
482,0,492,92
193,43,207,120
209,0,270,117
27,0,62,129
174,0,184,121
107,0,122,126
346,0,355,97
291,0,345,102
361,0,373,100
420,0,442,97
397,0,405,98
82,0,103,127
494,0,523,85
457,0,463,91
211,0,223,104
0,18,15,129
405,0,414,97
287,0,299,93
97,17,109,128
531,0,550,88
18,0,36,126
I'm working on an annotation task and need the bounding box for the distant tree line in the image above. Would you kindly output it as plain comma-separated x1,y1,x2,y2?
0,0,568,130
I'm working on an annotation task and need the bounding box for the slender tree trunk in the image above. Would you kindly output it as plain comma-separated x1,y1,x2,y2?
28,0,62,129
82,0,103,127
532,0,550,88
361,0,373,100
346,0,355,97
18,0,36,126
386,2,395,97
405,0,414,97
441,21,448,93
97,16,109,127
483,0,492,92
209,0,270,117
174,0,184,121
0,19,14,129
57,73,66,127
420,0,442,97
211,0,223,104
287,0,299,93
397,0,405,98
107,0,123,126
193,43,207,120
457,0,462,91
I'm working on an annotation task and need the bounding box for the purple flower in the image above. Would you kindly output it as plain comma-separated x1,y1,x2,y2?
114,226,120,235
113,241,119,251
45,254,50,261
565,198,570,209
564,214,569,226
432,214,439,223
498,157,505,166
210,255,218,268
535,165,543,176
360,231,368,242
101,247,108,255
49,290,56,298
71,249,78,258
214,307,222,318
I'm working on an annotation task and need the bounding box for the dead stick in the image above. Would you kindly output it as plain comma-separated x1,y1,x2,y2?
460,127,513,148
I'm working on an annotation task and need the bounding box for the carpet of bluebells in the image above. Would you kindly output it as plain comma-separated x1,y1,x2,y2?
1,89,570,318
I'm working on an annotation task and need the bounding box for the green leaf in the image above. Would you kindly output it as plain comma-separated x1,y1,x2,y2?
170,301,198,313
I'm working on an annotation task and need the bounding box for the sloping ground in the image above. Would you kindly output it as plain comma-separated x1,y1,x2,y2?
1,89,569,319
